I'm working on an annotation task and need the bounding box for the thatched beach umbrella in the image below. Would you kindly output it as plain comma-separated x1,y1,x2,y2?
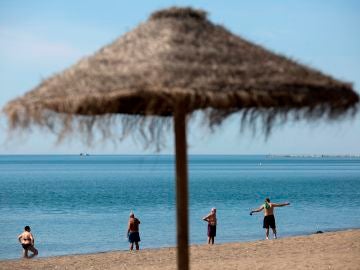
3,7,359,270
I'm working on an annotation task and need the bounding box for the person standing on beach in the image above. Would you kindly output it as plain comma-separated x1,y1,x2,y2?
17,226,38,258
127,212,141,250
203,208,217,244
250,198,290,239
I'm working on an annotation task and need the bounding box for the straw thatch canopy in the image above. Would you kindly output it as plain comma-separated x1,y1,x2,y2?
4,7,359,146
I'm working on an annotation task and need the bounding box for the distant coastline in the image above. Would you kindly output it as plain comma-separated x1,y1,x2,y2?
1,154,360,158
267,154,360,158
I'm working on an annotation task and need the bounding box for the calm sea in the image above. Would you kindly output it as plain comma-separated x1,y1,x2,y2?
0,155,359,259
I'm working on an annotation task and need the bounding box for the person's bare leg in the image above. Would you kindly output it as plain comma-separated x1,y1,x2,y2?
28,246,39,258
265,228,269,240
207,237,211,244
272,228,277,239
22,249,28,258
130,243,134,250
135,242,139,250
28,246,38,258
211,237,214,245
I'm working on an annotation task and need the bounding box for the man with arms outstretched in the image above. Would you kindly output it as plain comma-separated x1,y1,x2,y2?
250,198,290,239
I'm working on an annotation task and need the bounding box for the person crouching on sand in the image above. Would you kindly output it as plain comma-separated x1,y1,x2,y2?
250,198,290,239
17,226,38,258
203,208,217,244
127,212,141,250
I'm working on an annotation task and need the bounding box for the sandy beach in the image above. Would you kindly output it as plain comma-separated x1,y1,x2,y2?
1,229,359,270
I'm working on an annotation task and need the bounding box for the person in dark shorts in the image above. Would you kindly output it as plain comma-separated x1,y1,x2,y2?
263,214,276,230
250,198,290,239
17,226,38,258
127,212,141,250
202,208,217,244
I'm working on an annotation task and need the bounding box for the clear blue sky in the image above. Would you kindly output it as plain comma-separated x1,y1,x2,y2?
0,0,359,155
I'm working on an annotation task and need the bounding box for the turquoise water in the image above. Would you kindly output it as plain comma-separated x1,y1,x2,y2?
0,155,359,259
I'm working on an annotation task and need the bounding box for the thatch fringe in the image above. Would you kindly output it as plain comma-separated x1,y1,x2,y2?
3,102,358,151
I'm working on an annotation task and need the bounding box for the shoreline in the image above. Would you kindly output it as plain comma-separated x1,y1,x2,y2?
1,229,359,269
2,227,358,262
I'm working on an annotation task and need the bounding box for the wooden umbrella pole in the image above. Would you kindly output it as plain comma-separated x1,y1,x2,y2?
174,107,189,270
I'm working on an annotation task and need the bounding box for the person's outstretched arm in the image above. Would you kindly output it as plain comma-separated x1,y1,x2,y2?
272,202,290,207
250,205,264,215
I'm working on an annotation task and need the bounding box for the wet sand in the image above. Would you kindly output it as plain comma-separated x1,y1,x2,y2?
1,229,359,270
